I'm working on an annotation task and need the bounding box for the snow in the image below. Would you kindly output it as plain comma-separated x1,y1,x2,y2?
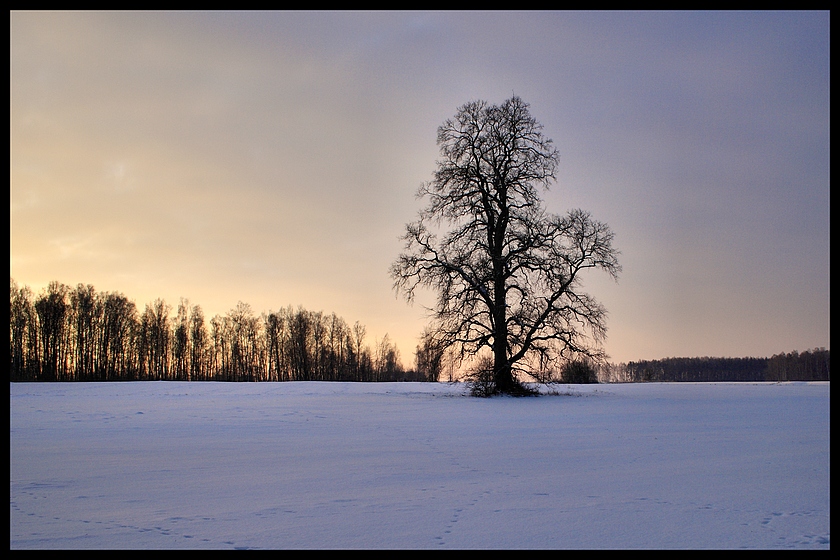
10,381,830,549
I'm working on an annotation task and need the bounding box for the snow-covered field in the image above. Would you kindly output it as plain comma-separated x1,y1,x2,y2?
10,381,829,549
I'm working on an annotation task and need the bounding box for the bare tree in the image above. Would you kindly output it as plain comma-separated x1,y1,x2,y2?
34,281,70,382
172,299,190,381
228,301,261,382
69,284,98,381
10,277,411,384
188,304,207,381
374,333,403,381
414,326,447,382
10,279,37,381
351,321,368,380
140,299,171,380
98,291,137,380
264,309,289,381
391,96,620,395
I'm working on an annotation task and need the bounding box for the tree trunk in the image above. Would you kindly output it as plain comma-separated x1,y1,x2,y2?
493,353,515,393
492,298,516,392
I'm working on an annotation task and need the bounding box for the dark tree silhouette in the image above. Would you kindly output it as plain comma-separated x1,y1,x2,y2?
172,299,190,381
34,281,69,382
98,291,137,381
9,278,413,383
391,96,621,395
9,278,828,384
766,348,830,382
70,283,98,382
10,279,37,381
414,327,447,382
560,359,598,384
374,333,403,381
140,299,170,380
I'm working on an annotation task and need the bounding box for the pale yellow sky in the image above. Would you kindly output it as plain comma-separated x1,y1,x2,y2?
11,11,830,364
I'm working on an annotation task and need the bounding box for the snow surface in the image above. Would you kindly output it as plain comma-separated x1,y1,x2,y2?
10,381,830,549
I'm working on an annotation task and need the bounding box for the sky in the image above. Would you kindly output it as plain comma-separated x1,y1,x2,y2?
10,11,830,365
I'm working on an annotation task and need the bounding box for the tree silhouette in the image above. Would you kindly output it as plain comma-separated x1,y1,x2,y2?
173,299,190,381
10,279,37,381
391,96,621,395
34,281,69,382
9,277,829,384
70,284,98,381
9,278,411,383
414,327,447,382
98,291,137,381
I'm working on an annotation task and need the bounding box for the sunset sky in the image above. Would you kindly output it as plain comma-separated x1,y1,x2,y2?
10,11,829,365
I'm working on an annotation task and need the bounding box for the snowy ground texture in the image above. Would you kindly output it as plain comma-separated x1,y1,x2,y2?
10,381,830,550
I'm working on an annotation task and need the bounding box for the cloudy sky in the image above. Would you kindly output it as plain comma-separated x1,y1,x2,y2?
10,11,829,365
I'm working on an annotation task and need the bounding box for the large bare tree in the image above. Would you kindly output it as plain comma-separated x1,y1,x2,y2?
391,96,620,395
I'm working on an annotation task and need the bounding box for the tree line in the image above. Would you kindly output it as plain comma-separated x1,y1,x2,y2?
9,278,829,385
599,350,830,383
9,278,418,383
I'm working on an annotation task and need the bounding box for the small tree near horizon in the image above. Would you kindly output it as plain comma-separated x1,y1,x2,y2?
560,359,599,384
391,96,620,395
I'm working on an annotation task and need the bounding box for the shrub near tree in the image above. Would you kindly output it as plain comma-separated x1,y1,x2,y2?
560,360,599,384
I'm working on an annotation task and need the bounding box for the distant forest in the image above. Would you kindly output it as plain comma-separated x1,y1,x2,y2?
9,278,830,384
10,278,416,383
600,350,829,383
